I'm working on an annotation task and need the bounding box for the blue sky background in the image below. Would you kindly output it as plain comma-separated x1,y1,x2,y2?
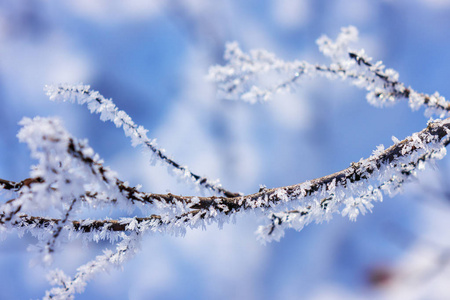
2,1,450,299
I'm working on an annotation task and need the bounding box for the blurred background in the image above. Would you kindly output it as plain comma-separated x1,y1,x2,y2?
2,0,450,299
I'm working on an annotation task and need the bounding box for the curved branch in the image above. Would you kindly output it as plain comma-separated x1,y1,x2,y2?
45,84,240,198
346,52,450,115
210,32,450,117
7,118,450,236
262,145,445,240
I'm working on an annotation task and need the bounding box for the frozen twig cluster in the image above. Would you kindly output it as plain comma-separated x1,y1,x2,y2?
209,26,450,118
1,26,450,299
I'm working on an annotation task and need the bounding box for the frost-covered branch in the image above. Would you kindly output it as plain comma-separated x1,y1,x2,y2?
12,208,219,242
0,118,128,219
0,121,224,221
45,84,240,198
44,233,141,300
249,117,450,242
209,26,450,118
13,214,161,233
6,117,450,243
45,198,77,256
258,145,444,242
0,117,142,265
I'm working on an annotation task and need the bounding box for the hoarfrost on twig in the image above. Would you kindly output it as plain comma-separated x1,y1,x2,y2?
209,26,450,118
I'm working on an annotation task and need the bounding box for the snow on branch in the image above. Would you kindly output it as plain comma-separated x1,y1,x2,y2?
45,84,240,198
209,26,450,118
